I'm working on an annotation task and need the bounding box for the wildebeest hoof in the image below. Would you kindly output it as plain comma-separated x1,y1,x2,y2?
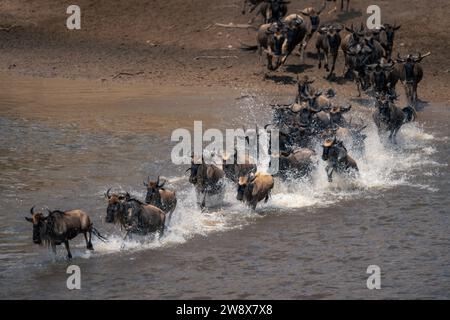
87,244,94,250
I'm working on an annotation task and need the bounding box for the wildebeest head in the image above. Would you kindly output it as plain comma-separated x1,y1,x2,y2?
186,156,202,184
326,24,343,53
300,90,323,110
300,5,324,31
375,93,394,118
321,137,337,161
105,188,128,223
236,171,256,201
345,23,364,44
25,206,46,244
330,105,351,125
265,23,287,69
381,23,400,47
143,176,166,203
297,74,314,97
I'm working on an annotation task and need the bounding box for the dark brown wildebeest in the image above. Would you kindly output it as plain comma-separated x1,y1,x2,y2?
366,61,396,95
315,24,342,79
25,206,106,259
295,75,315,102
253,0,289,24
241,17,306,71
280,14,308,64
395,52,430,108
275,147,317,179
345,43,373,96
255,22,287,71
299,89,332,111
237,171,274,210
222,151,257,183
341,23,364,76
329,105,351,127
373,93,417,143
299,2,326,55
322,138,358,182
375,23,401,59
105,189,168,237
144,176,177,218
187,157,225,209
361,29,386,63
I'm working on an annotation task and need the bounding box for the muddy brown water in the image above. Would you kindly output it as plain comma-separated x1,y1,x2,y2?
0,75,449,299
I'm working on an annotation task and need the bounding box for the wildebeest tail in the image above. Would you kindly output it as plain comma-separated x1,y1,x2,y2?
92,227,108,242
402,106,417,123
240,42,258,51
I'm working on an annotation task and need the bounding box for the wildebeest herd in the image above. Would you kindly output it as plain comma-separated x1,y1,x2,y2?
25,0,431,259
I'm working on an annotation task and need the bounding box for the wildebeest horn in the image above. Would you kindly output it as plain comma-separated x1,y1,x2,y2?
30,206,35,215
156,175,160,186
105,188,112,199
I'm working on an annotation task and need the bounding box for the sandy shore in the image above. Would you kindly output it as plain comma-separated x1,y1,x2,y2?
1,0,449,105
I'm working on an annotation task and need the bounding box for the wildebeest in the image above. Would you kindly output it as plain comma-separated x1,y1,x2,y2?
341,23,364,76
376,23,401,59
299,2,326,55
321,138,358,182
143,176,177,217
395,52,430,108
253,0,289,24
329,105,351,127
276,147,317,179
187,157,225,209
253,22,286,71
361,30,386,63
222,151,257,183
373,93,417,143
299,90,332,111
105,189,168,236
366,61,396,95
25,206,106,259
280,14,308,63
345,43,373,96
295,75,315,101
237,171,274,210
315,24,342,79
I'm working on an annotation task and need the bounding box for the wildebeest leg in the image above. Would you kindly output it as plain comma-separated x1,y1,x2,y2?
266,53,273,71
51,241,57,255
84,231,93,250
200,191,208,210
414,82,418,107
317,47,322,69
64,240,72,259
326,165,334,182
327,53,336,79
324,51,330,72
356,79,361,97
